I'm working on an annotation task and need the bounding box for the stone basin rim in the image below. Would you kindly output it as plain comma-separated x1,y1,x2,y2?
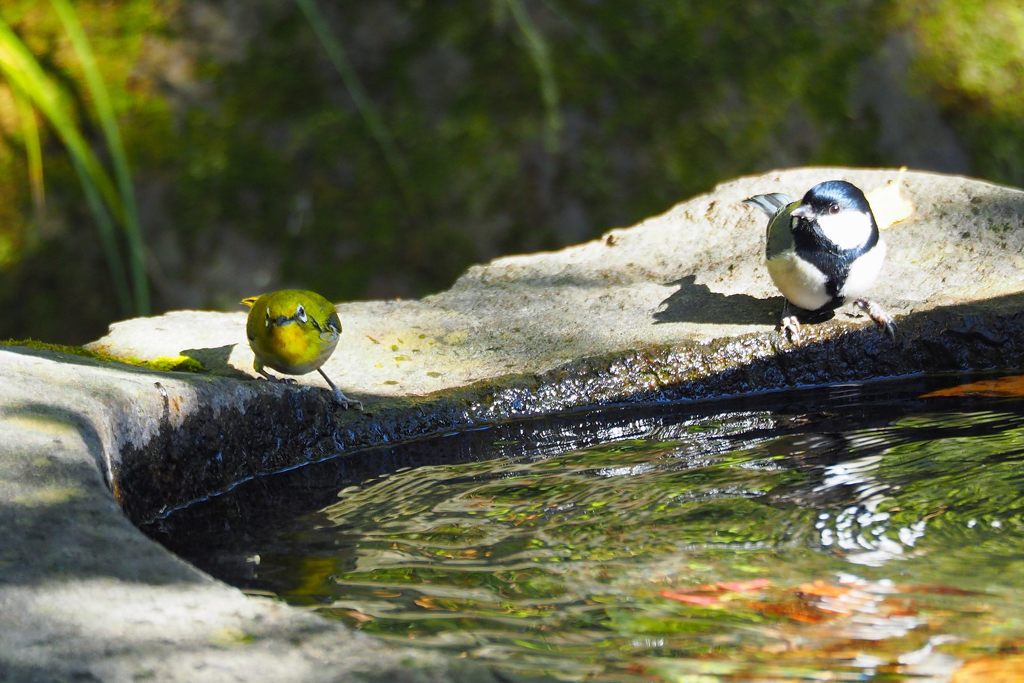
145,364,948,525
136,368,929,524
114,286,1024,526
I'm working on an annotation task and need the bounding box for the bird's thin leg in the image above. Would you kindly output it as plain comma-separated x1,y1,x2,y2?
854,299,896,340
254,362,295,384
779,300,802,344
317,368,364,411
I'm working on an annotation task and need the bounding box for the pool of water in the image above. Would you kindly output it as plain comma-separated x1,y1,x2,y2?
145,374,1024,681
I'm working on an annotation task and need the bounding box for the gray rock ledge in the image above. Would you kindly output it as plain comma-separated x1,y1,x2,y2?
2,167,1023,681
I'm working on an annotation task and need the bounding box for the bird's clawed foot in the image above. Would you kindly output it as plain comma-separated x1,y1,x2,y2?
777,300,804,344
780,314,802,344
257,369,297,385
318,368,364,411
854,299,896,340
332,389,364,412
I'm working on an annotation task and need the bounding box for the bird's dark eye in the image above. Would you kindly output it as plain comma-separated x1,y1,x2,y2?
296,304,307,323
828,203,841,214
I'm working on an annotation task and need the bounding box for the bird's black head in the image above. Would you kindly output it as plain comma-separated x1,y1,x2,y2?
790,180,878,252
799,180,873,218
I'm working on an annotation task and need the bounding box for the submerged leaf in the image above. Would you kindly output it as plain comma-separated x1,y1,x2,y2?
716,579,772,592
659,590,720,606
660,578,771,605
795,580,850,599
922,375,1024,398
953,655,1024,683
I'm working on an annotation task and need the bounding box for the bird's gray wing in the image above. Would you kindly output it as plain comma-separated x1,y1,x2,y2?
764,201,799,259
743,192,794,218
744,193,798,258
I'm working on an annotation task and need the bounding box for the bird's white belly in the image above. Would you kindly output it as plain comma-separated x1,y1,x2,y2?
839,241,886,300
766,251,831,311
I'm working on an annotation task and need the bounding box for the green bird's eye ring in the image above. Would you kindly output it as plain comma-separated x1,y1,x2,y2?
296,304,307,323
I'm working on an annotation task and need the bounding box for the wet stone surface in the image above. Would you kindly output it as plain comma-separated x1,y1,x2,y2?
2,167,1024,681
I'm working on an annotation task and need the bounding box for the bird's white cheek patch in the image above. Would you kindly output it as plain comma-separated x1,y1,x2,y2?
767,252,831,311
840,241,886,299
816,211,874,250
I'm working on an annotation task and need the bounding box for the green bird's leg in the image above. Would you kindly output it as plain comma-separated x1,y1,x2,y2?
253,359,296,384
317,368,363,411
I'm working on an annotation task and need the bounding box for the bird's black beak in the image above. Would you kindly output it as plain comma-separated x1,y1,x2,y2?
790,204,814,220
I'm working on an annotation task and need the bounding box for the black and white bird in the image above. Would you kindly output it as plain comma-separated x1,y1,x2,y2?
744,180,895,342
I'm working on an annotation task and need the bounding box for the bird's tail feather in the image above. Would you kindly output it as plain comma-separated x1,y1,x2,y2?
743,192,793,217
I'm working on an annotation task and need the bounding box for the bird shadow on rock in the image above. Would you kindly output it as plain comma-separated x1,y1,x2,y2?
654,274,780,325
180,344,249,379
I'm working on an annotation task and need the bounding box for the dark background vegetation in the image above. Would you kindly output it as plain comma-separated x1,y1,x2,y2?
1,0,1022,343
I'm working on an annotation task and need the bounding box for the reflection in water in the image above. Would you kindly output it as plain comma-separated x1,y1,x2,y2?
146,376,1024,681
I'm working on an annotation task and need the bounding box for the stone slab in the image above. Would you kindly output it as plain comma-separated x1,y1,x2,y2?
3,167,1024,681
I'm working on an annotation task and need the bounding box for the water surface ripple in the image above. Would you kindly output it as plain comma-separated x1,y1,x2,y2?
147,375,1024,681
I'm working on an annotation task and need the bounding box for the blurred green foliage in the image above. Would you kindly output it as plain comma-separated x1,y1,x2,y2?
0,0,149,316
905,0,1024,180
0,0,1022,342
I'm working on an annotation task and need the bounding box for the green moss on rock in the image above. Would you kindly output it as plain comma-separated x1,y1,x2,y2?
1,338,206,373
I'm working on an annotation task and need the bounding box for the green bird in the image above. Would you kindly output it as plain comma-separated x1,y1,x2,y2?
241,289,362,410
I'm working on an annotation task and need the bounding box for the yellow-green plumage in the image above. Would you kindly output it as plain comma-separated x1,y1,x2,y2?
241,289,361,410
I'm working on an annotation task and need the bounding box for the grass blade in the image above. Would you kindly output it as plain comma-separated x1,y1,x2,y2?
503,0,561,153
10,85,45,236
51,0,149,314
0,18,123,223
295,0,417,211
71,154,133,314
